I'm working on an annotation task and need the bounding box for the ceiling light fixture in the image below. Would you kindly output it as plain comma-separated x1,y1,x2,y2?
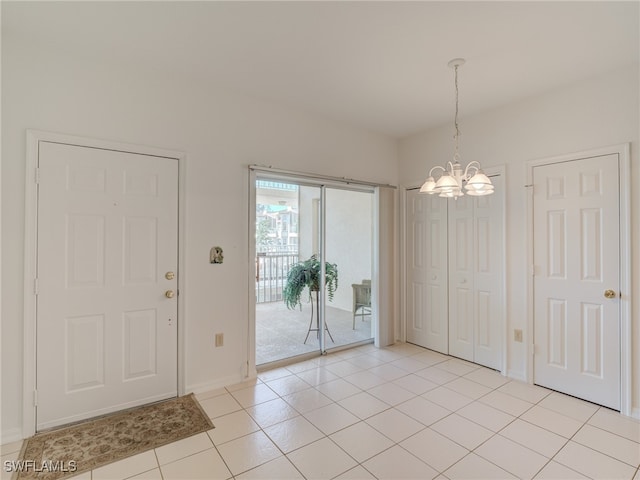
420,58,494,198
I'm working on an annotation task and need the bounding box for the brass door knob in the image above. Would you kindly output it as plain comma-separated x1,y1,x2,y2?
165,290,175,299
604,289,617,299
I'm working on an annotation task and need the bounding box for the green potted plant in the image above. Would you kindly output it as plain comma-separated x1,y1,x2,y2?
283,255,338,344
283,255,339,310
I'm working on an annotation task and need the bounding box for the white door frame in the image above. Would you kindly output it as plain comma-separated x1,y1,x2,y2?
525,143,631,416
400,165,507,375
23,130,187,437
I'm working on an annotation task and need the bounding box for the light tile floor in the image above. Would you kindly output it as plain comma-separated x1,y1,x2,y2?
2,343,640,479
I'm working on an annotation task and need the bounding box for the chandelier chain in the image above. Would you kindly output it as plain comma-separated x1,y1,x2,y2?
453,64,460,158
419,58,494,198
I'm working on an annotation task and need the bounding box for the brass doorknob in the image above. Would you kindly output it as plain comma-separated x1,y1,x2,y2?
165,290,175,298
604,289,617,299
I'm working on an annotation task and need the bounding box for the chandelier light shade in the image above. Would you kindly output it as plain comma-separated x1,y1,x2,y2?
420,58,494,198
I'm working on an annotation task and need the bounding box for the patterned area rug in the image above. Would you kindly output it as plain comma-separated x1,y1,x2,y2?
15,394,214,480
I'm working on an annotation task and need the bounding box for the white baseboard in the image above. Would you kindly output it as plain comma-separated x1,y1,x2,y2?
631,407,640,420
186,373,245,395
506,370,527,382
1,427,24,445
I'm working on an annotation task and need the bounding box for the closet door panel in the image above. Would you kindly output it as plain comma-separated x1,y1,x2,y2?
472,176,504,370
448,196,474,362
406,190,448,352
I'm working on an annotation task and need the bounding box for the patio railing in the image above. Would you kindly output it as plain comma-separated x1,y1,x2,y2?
256,253,299,303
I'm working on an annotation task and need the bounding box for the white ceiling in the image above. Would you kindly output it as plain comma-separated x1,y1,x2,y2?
3,1,639,138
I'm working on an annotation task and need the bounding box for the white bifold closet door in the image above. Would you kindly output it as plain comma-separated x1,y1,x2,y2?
448,175,504,370
406,190,448,353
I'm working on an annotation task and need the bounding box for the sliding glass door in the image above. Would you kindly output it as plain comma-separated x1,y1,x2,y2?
254,176,375,366
323,187,374,352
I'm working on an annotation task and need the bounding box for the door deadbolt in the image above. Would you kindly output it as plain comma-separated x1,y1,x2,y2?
604,289,617,299
165,271,175,280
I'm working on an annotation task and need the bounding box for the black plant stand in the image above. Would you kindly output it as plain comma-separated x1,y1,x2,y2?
304,290,335,344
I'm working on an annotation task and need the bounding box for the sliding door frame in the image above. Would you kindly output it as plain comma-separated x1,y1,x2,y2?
248,166,395,375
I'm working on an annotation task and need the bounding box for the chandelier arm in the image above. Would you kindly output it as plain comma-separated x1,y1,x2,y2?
446,161,456,173
428,165,447,177
463,160,481,180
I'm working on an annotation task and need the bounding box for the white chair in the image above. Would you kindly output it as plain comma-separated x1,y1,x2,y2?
351,280,371,329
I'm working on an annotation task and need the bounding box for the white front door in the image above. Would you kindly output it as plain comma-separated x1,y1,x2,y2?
405,189,448,353
533,154,620,409
36,141,179,430
448,175,504,370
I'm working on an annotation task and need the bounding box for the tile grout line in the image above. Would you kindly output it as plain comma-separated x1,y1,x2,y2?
545,405,640,476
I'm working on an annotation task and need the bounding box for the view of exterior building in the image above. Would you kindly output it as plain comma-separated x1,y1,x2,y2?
256,181,300,303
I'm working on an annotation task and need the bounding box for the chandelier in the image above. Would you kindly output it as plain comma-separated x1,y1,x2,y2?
420,58,494,198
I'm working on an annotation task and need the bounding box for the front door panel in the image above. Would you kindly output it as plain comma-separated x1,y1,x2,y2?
36,141,179,430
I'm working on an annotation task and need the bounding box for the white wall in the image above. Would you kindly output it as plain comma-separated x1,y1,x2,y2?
399,65,640,414
0,39,398,441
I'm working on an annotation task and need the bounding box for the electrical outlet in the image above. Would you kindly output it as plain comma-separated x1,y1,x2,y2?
514,329,523,342
215,333,224,347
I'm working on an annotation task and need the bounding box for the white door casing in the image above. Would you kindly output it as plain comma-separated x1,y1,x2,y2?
532,154,621,410
448,174,504,370
405,189,448,353
35,141,179,430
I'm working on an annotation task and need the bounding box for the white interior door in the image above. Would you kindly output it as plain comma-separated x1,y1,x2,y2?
406,189,448,353
533,154,620,410
473,183,504,369
448,195,474,361
449,175,504,370
36,141,179,430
